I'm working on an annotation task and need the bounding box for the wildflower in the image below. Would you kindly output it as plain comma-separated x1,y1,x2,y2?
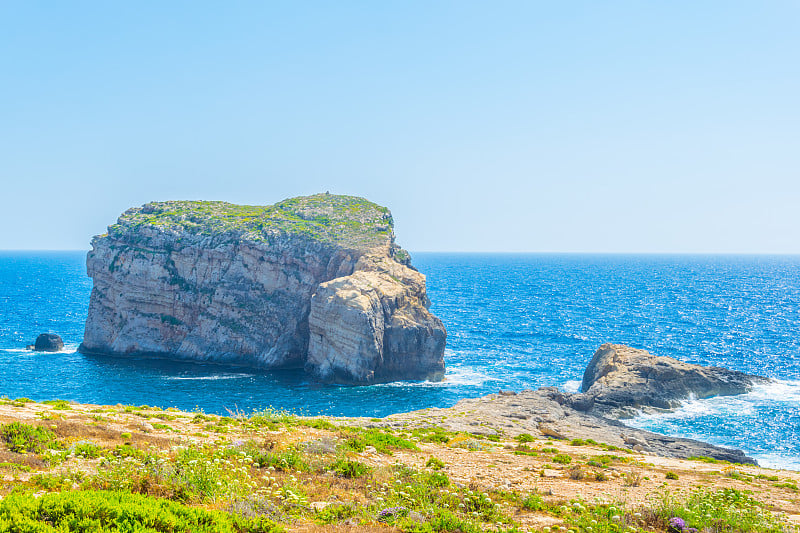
377,506,408,522
668,517,686,532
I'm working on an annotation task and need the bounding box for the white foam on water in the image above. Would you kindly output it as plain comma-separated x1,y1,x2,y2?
166,373,253,381
752,453,800,472
1,344,80,354
626,378,800,471
375,366,500,389
748,378,800,404
562,380,581,393
629,379,800,425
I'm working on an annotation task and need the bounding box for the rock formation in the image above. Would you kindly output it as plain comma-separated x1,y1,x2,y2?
30,333,64,352
365,387,757,464
352,344,769,464
572,343,767,418
79,194,446,384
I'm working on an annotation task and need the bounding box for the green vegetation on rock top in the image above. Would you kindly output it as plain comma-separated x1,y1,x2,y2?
106,193,395,250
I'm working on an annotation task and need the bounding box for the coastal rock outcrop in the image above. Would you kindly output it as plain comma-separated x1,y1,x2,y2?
366,387,757,464
31,333,64,352
79,194,446,384
352,343,768,465
573,343,767,418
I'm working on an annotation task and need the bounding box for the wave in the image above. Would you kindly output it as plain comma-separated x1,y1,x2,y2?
374,366,501,389
165,373,254,381
0,343,80,354
626,379,800,471
562,380,581,393
630,379,800,423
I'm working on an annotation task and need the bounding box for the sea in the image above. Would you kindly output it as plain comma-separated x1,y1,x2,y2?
1,251,798,470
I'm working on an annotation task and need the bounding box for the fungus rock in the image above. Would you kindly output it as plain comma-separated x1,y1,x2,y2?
79,194,446,384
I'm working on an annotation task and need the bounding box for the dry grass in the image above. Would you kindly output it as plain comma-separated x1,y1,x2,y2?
1,399,799,532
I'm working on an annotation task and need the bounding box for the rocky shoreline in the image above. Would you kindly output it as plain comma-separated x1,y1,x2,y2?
352,344,768,465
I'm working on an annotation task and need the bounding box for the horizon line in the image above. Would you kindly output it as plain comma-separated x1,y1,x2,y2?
2,249,799,256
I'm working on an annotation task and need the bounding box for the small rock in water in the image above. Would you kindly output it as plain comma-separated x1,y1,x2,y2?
32,333,64,352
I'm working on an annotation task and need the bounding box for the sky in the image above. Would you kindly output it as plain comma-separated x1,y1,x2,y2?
1,1,798,253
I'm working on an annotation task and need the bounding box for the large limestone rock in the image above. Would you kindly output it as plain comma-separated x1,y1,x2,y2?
574,343,767,418
79,194,446,383
307,255,445,382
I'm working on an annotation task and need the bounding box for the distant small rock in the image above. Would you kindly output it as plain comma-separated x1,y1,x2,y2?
32,333,64,352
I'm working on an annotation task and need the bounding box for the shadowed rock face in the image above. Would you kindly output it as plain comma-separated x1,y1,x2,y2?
79,194,446,384
33,333,64,352
573,343,767,418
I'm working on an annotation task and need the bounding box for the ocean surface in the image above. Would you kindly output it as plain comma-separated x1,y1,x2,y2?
1,251,798,469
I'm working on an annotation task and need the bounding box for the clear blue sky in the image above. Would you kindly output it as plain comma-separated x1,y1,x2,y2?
1,1,798,252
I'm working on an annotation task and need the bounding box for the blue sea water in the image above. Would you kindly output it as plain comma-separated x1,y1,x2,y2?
1,251,798,469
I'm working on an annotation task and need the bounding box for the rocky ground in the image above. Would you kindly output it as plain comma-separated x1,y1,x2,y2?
1,397,798,532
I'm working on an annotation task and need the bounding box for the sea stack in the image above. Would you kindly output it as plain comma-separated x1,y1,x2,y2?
31,333,64,352
79,194,446,384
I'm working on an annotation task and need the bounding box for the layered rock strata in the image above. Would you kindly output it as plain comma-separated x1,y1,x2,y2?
573,343,767,418
79,194,446,384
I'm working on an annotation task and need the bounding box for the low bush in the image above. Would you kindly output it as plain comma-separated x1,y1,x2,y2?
425,457,445,470
330,458,371,478
0,490,282,532
0,422,61,454
515,433,535,443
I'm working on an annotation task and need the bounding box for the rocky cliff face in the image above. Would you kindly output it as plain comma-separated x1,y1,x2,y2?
572,343,767,418
80,194,446,383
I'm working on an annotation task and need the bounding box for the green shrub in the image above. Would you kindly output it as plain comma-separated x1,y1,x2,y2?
552,454,572,464
42,399,71,410
330,458,370,478
411,427,454,443
254,448,308,472
515,433,535,443
314,503,356,524
298,418,337,431
521,492,545,511
0,422,61,454
73,442,103,458
424,471,450,488
687,455,731,464
425,457,446,470
665,471,679,480
656,488,785,532
0,490,282,532
339,428,418,454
